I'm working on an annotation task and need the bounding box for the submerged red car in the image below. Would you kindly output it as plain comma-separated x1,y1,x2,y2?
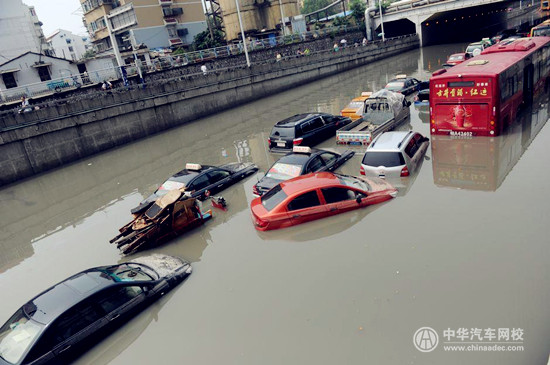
250,172,397,231
445,53,471,66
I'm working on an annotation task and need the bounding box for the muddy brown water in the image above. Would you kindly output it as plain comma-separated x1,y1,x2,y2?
1,44,549,365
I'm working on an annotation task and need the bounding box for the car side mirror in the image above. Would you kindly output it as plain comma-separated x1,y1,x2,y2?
142,285,151,295
356,193,365,203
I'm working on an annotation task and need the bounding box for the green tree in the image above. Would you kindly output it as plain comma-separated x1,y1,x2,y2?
193,29,225,50
301,0,337,16
349,0,366,26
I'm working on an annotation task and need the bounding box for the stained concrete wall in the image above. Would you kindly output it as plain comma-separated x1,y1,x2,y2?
0,35,419,186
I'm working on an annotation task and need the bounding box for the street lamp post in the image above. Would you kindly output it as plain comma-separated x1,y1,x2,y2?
235,0,251,67
278,0,287,36
130,29,144,85
378,0,385,42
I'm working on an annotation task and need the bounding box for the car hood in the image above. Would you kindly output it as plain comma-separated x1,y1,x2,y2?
129,254,191,279
354,175,396,193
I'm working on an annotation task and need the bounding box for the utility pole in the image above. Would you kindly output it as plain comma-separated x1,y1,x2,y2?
130,29,144,85
278,0,287,36
235,0,251,67
378,0,385,42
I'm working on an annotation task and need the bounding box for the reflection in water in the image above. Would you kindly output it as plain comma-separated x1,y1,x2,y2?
431,99,550,191
256,202,386,243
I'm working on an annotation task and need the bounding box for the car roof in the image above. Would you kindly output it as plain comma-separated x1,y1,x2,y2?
279,171,342,195
275,113,328,127
449,53,465,57
368,131,413,151
168,165,215,181
24,269,116,324
468,42,483,46
278,152,314,165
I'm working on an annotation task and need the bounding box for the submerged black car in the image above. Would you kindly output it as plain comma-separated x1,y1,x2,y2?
252,146,355,196
0,255,191,365
132,162,258,214
384,75,428,96
268,113,351,153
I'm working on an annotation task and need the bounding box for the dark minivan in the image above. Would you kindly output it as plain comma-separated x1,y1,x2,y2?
268,113,351,152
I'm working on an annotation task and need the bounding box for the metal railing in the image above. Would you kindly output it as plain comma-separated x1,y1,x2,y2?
1,24,363,105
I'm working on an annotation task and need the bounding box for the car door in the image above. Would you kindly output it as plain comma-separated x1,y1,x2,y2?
286,190,328,225
304,156,325,173
96,285,149,324
321,187,361,216
206,169,232,194
188,173,211,198
305,117,325,145
42,299,106,362
319,152,340,171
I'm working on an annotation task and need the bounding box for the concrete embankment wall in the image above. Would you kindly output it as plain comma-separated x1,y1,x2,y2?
0,35,419,186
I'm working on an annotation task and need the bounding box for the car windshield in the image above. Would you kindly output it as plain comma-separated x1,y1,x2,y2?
0,309,44,364
271,126,294,138
385,82,404,91
533,27,550,36
266,163,302,180
338,175,371,192
101,263,156,282
261,184,288,211
362,151,405,167
466,45,482,52
345,101,364,109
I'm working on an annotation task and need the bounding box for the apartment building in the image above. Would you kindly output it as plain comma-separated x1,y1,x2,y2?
81,0,207,60
46,29,89,61
0,0,53,60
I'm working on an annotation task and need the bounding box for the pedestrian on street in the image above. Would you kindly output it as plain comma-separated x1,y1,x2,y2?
201,64,207,75
362,37,368,46
101,80,112,90
276,52,282,62
333,43,339,52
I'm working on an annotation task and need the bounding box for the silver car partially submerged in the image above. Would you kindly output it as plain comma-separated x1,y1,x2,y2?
360,131,429,179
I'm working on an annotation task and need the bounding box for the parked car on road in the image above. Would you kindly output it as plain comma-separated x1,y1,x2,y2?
268,113,352,153
0,254,191,365
132,162,258,214
445,53,471,66
465,41,486,57
360,131,429,178
384,75,427,95
414,89,429,104
250,171,397,231
253,146,355,196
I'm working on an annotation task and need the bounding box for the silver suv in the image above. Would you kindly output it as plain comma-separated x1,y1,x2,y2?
360,131,429,178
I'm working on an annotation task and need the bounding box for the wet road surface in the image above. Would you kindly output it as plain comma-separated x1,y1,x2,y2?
1,44,549,365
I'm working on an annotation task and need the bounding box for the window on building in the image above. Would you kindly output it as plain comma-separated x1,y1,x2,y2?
2,73,17,89
68,46,74,52
66,38,72,44
37,66,51,82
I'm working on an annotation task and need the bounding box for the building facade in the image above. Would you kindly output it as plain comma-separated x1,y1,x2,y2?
81,0,207,61
46,29,89,61
0,0,53,60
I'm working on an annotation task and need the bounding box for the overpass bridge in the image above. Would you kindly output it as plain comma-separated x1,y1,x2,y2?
366,0,541,46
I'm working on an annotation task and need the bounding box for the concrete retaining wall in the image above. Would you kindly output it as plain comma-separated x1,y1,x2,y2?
0,35,419,186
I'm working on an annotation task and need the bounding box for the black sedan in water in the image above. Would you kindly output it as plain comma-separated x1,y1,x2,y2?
252,146,355,196
0,254,191,365
384,75,428,96
132,162,258,214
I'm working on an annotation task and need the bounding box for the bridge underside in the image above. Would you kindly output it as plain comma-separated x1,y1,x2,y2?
377,2,515,46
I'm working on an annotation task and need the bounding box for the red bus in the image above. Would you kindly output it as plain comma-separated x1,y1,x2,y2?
429,37,550,136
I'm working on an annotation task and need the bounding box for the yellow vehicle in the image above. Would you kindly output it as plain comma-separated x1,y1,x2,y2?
340,92,372,121
530,19,550,37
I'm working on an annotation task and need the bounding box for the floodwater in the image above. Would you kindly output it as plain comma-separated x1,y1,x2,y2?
1,44,549,365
